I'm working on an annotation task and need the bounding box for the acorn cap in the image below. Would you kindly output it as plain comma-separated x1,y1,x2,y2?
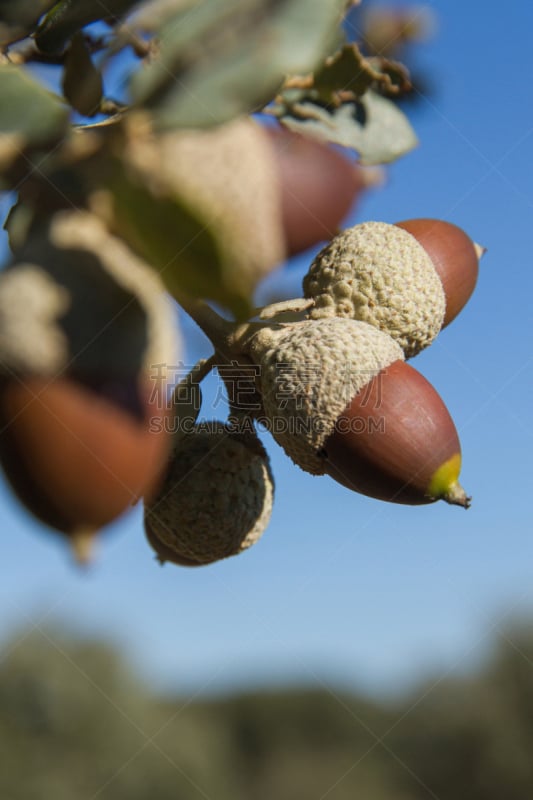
144,422,274,566
247,318,404,474
0,264,70,375
0,210,179,407
124,117,286,296
48,211,180,383
303,221,446,358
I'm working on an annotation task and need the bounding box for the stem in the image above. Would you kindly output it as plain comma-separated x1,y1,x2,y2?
69,527,97,566
114,26,152,59
175,292,234,348
474,242,487,260
254,297,314,320
171,354,216,405
174,291,264,360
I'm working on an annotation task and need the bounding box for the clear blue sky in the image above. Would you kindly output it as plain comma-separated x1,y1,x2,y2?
1,0,533,699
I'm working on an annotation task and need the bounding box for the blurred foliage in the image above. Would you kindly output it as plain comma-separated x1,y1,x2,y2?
131,0,347,129
346,2,438,104
273,88,418,166
3,622,533,798
0,0,432,316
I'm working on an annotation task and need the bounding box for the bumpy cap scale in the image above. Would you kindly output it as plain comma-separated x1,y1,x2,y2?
303,221,446,358
144,422,274,566
248,318,404,475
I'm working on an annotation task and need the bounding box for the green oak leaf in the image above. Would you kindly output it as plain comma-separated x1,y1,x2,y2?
35,0,140,54
0,0,56,45
0,65,68,140
313,44,410,100
131,0,347,129
0,65,68,183
275,90,418,165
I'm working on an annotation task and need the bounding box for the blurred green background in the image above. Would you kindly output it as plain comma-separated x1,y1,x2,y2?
3,622,533,799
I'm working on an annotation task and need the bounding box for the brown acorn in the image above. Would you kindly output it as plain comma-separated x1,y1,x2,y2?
0,211,179,560
303,219,483,357
320,360,470,507
247,318,469,507
0,377,168,559
265,125,377,255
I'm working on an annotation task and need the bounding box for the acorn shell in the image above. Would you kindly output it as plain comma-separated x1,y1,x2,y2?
395,218,480,327
303,221,446,358
265,126,371,255
248,318,404,474
321,360,468,506
0,377,168,534
144,423,274,566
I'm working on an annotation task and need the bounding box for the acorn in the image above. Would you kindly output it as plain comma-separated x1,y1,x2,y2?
246,318,469,506
144,422,274,566
0,377,168,560
264,125,378,255
303,219,482,357
321,360,470,507
0,210,178,559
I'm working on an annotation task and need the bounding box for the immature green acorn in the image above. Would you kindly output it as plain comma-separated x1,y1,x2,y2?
246,318,469,506
144,422,274,566
303,219,481,357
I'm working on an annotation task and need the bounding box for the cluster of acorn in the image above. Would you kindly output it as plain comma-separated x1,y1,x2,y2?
0,118,482,567
144,216,482,568
0,119,356,565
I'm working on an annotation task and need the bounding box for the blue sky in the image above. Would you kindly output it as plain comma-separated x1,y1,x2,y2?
1,0,533,699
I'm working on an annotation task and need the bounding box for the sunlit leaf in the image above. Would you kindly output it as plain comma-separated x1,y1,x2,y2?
276,90,418,165
3,199,36,252
314,44,385,97
108,164,247,314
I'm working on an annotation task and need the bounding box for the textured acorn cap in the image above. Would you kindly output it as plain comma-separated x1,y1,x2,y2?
49,211,179,380
144,422,274,566
248,318,404,474
124,116,285,296
0,211,179,384
0,265,70,375
303,221,446,358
